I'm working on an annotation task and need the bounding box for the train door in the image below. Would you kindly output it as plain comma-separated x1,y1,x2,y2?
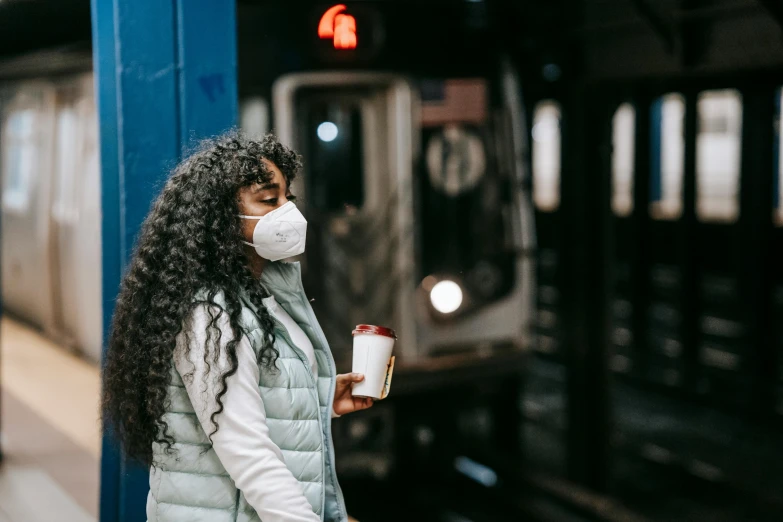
49,75,102,362
273,73,417,362
609,91,748,399
413,70,534,355
528,98,568,476
604,87,783,519
0,82,57,331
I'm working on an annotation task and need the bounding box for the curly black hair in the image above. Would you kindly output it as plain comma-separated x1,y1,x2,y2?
101,131,303,465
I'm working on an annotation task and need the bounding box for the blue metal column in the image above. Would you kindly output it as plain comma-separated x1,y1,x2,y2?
91,1,237,520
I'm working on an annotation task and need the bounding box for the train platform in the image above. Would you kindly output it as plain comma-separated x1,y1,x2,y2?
0,318,372,522
0,317,99,522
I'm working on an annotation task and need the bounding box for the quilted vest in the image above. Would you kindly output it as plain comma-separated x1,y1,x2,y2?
145,261,348,522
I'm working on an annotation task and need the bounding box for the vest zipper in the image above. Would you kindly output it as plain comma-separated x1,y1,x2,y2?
266,316,328,519
299,295,348,522
239,294,325,466
252,264,348,521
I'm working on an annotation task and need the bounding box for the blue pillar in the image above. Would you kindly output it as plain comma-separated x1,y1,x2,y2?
90,1,237,520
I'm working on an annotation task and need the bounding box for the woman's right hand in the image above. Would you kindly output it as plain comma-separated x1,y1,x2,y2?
333,373,374,416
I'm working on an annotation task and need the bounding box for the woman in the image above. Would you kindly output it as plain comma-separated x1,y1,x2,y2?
102,133,372,522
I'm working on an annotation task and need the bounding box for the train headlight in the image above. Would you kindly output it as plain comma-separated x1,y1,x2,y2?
430,280,463,314
317,121,338,142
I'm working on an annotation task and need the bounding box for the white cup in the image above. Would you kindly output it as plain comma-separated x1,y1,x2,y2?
351,324,396,399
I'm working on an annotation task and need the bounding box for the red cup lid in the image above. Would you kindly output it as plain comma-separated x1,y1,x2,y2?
352,324,397,339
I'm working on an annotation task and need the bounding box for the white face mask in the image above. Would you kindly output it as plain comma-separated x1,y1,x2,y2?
238,201,307,261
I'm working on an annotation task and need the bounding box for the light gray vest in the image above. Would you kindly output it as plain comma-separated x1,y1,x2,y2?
146,261,347,522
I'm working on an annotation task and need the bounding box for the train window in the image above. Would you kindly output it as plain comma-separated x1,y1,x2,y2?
532,100,561,211
53,106,79,221
775,87,782,226
696,90,742,222
1,107,37,212
302,99,364,212
612,103,635,216
239,97,269,139
650,93,685,220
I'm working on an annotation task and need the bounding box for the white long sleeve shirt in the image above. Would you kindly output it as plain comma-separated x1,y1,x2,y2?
173,298,327,522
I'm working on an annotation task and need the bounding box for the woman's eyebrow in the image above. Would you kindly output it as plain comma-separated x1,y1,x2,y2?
253,182,280,193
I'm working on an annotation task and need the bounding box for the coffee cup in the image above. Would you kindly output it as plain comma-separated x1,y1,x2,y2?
351,324,396,400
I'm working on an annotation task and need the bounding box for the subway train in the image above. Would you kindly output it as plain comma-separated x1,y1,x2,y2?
527,86,783,519
1,3,535,366
531,88,783,397
0,73,102,362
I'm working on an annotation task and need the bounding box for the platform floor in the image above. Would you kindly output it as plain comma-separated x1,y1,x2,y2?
0,317,99,522
0,317,364,522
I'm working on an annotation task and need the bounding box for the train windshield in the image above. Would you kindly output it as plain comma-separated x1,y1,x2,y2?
299,95,365,213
